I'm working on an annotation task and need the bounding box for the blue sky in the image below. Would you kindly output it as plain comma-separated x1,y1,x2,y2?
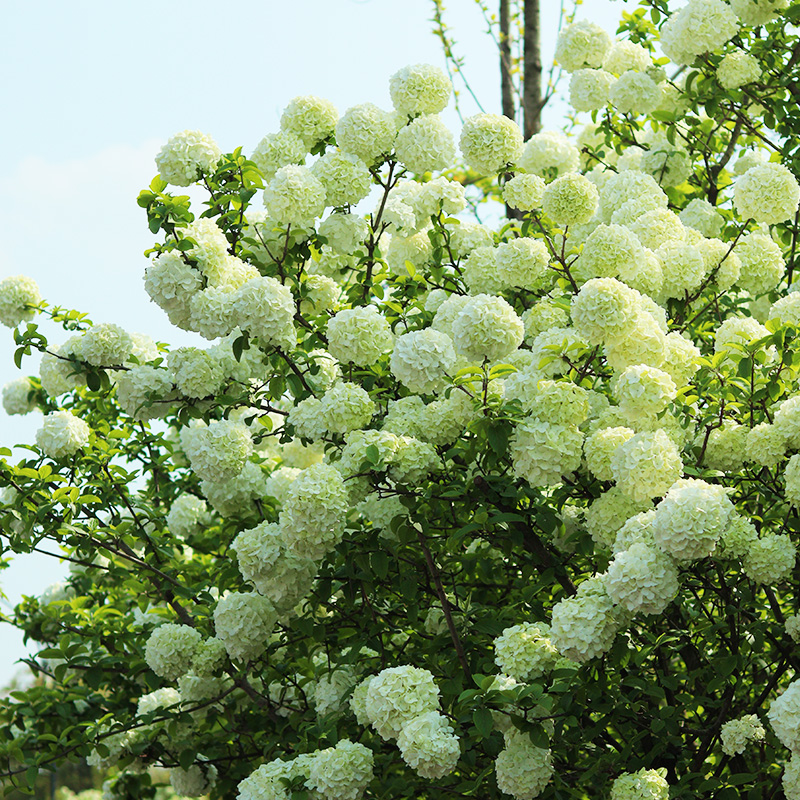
0,0,633,683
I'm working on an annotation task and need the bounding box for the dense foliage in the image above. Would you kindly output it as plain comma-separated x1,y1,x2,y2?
3,1,800,798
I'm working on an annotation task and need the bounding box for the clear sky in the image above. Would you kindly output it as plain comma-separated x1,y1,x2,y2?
0,0,633,684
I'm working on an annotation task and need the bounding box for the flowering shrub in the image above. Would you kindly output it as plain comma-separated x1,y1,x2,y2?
4,2,800,798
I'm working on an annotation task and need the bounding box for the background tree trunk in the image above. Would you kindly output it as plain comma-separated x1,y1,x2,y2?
499,0,515,122
523,0,542,137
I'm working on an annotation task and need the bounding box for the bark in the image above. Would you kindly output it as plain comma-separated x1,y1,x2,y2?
499,0,515,121
523,0,542,137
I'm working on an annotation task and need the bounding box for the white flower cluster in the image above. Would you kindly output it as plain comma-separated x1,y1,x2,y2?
213,591,277,662
155,130,222,186
494,622,559,680
610,768,669,800
36,411,91,459
495,728,553,800
144,623,202,681
0,275,42,328
720,714,766,755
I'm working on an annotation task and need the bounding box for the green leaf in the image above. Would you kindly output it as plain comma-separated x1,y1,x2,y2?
473,707,494,739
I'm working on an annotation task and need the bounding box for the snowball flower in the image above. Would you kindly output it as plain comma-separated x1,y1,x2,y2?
459,113,524,174
542,173,599,226
511,420,583,487
555,20,612,72
495,728,553,800
610,768,669,800
213,591,277,662
614,365,677,418
584,426,635,482
720,715,766,756
735,163,800,225
769,680,800,752
263,165,327,227
503,174,546,211
743,533,797,584
312,151,372,208
571,277,640,345
364,665,440,740
2,377,35,416
652,478,733,561
36,411,91,459
389,64,451,116
451,294,524,362
659,0,739,66
155,130,221,186
144,623,202,681
397,712,460,779
717,51,761,90
250,131,306,180
730,0,788,27
336,103,397,165
609,70,661,115
390,328,456,394
550,577,622,662
0,276,42,328
280,463,350,561
394,115,456,174
605,543,679,615
182,419,253,483
611,430,684,503
166,495,208,538
569,68,615,112
319,381,376,434
327,306,394,366
306,740,374,800
519,131,580,179
170,764,217,798
280,95,338,148
494,622,559,680
233,276,296,351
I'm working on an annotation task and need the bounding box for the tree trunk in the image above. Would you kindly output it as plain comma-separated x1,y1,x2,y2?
499,0,515,122
523,0,542,137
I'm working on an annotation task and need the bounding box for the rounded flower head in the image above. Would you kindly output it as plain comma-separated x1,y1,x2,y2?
155,130,221,186
389,64,452,116
2,377,36,416
263,165,327,227
397,712,460,779
251,130,306,183
604,41,652,75
660,0,739,66
511,420,583,488
319,381,376,434
182,419,253,483
494,622,559,680
459,113,524,175
390,328,456,394
319,212,369,255
569,68,615,112
721,714,766,756
306,740,374,800
311,150,372,208
280,95,338,148
364,665,440,740
730,0,788,26
503,174,546,211
394,115,456,174
233,276,296,351
578,223,646,282
717,51,761,90
336,103,397,165
144,623,202,681
555,20,612,72
0,276,42,328
614,365,677,418
609,70,661,115
611,768,669,800
166,495,208,538
451,294,524,362
605,542,679,615
743,533,797,584
680,198,724,239
571,277,640,345
551,576,623,662
652,478,733,561
735,163,800,225
641,135,691,188
611,429,684,503
495,237,550,291
280,463,350,561
542,173,599,226
495,728,553,800
769,680,800,752
584,426,635,482
327,306,394,367
213,591,277,662
519,131,580,179
231,521,316,611
36,411,91,459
